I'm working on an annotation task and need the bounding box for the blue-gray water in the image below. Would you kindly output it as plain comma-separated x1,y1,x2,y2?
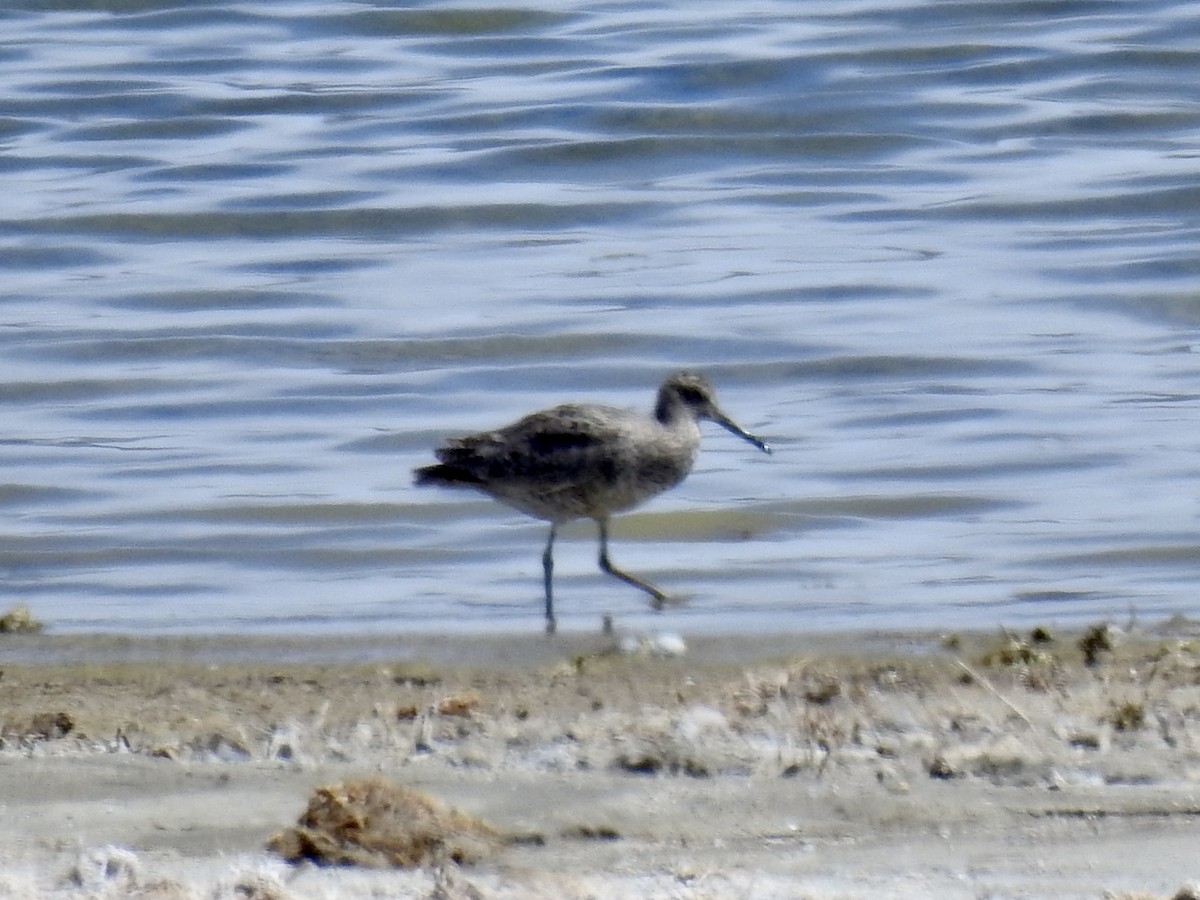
3,0,1199,635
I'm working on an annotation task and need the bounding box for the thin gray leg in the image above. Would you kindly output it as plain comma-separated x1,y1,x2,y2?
596,518,668,610
542,524,557,634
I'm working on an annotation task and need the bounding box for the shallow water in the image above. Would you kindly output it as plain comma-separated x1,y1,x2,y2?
2,0,1199,634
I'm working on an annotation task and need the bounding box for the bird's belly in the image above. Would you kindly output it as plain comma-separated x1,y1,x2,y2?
488,457,688,523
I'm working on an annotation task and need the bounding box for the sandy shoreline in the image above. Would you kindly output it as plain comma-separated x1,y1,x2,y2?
2,623,1199,899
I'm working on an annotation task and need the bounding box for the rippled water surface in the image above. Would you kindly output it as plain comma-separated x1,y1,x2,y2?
3,0,1200,634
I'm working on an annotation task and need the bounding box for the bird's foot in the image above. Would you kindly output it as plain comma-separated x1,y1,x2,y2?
649,592,687,612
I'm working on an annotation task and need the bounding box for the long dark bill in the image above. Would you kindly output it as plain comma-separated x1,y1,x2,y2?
712,412,772,455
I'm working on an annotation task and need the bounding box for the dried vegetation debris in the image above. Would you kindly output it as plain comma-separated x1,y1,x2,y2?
1,623,1199,793
1107,886,1200,900
706,624,1200,787
267,778,521,869
0,603,42,634
0,710,74,746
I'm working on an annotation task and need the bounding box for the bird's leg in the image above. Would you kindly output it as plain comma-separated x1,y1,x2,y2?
542,525,557,634
596,519,669,610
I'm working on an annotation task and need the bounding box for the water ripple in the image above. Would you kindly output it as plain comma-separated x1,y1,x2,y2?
2,0,1198,634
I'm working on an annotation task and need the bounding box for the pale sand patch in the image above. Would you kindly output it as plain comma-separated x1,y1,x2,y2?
1,624,1199,898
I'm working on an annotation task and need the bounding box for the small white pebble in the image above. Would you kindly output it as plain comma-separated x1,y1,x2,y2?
617,632,686,657
649,632,687,657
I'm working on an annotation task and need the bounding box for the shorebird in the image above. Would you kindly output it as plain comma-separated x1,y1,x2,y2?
414,372,771,633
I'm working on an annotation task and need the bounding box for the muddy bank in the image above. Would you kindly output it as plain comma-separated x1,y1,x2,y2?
1,623,1199,898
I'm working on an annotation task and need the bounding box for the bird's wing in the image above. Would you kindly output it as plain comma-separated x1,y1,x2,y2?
510,405,631,473
438,404,632,483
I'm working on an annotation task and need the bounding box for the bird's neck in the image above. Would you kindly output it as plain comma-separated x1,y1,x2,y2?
654,392,683,426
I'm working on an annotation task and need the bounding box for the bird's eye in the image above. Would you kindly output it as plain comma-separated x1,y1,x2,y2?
678,386,705,405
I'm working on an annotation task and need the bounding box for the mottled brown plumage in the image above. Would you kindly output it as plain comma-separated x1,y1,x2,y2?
415,372,770,632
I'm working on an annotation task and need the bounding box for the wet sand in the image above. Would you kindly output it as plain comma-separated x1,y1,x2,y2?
1,623,1199,899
